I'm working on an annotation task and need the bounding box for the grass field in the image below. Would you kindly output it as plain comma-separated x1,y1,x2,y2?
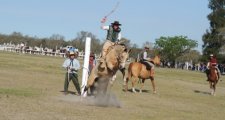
0,51,225,120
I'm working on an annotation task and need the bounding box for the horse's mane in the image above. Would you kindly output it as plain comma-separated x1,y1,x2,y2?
108,44,126,55
104,44,127,71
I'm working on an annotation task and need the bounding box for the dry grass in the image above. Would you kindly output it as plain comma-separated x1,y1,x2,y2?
0,51,225,120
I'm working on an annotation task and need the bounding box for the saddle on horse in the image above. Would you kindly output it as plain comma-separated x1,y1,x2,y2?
139,59,154,70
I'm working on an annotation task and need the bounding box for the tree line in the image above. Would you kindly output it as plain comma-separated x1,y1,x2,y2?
0,31,204,64
0,31,143,58
1,0,224,64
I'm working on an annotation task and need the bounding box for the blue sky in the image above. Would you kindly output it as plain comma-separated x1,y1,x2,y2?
0,0,211,51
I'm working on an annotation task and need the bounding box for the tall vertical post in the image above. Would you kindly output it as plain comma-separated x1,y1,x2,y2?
81,37,91,97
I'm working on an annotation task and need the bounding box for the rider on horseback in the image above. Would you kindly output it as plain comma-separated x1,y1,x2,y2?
140,46,155,77
99,19,122,68
206,54,221,81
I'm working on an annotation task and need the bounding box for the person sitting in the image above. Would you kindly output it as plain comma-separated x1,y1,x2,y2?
140,46,155,77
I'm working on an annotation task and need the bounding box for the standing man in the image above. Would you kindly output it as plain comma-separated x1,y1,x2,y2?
100,20,122,65
62,51,81,95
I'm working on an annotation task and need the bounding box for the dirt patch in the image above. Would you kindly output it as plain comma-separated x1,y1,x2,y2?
55,93,122,108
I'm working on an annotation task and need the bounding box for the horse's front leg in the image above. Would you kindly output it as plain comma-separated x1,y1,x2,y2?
124,76,130,92
86,67,97,89
209,81,214,95
213,81,217,96
120,68,125,79
150,77,156,94
209,81,212,89
109,74,117,86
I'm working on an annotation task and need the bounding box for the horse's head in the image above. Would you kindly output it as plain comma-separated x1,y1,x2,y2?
105,44,131,70
153,55,161,66
113,44,131,69
118,47,130,69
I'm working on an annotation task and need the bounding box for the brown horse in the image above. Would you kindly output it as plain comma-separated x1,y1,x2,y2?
208,65,219,96
125,61,156,94
85,43,130,94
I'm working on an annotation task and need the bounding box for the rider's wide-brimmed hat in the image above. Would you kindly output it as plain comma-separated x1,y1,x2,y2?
210,54,214,57
111,21,121,26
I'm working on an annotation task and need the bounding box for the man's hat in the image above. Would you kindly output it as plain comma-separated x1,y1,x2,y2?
111,21,121,26
210,54,214,57
144,47,149,49
69,51,76,56
144,45,150,49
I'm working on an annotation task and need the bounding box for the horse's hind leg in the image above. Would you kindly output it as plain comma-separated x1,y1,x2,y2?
150,77,156,94
131,77,138,93
124,68,132,92
139,79,145,93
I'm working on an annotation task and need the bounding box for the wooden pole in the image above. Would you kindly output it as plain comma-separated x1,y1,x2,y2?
81,37,91,97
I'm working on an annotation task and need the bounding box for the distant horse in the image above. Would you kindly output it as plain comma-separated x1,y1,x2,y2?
85,43,130,95
208,65,219,96
125,61,156,94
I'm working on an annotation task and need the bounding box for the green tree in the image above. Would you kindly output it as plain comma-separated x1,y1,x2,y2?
202,0,225,61
176,50,201,64
71,31,102,53
155,36,198,62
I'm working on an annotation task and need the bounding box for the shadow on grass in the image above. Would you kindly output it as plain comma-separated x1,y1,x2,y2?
60,90,79,95
122,89,150,93
194,90,211,95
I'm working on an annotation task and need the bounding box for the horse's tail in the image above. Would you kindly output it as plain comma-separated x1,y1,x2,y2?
126,62,133,82
124,62,133,91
